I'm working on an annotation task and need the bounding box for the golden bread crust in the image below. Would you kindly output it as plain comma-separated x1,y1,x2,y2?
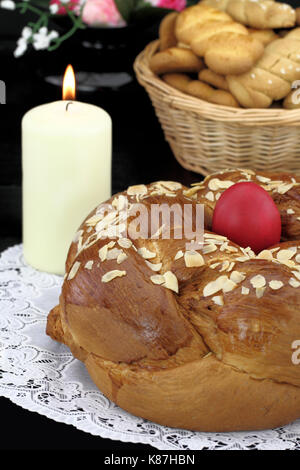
47,174,300,431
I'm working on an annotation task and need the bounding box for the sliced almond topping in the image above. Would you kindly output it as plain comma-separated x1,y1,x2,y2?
203,275,228,297
222,279,237,293
159,181,182,191
162,271,179,293
99,245,108,262
227,262,235,272
241,286,250,295
112,195,127,211
256,286,266,298
86,214,104,226
117,252,128,264
269,280,284,290
277,183,294,194
73,229,84,242
118,238,132,249
107,248,123,260
209,262,220,269
137,247,156,259
174,250,184,260
67,261,81,280
292,271,300,281
184,250,205,267
208,178,220,191
277,249,296,263
145,260,162,272
150,275,165,285
84,260,93,270
217,180,234,189
225,245,239,253
127,184,147,197
202,243,217,254
257,250,273,261
102,270,126,283
204,233,227,241
289,277,300,288
220,260,230,272
287,208,295,215
296,254,300,264
215,192,221,200
256,175,271,183
182,186,202,199
230,271,246,283
212,295,224,306
205,191,214,202
235,256,249,262
250,274,266,288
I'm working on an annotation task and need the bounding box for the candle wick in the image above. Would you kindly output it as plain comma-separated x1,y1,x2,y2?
66,102,73,111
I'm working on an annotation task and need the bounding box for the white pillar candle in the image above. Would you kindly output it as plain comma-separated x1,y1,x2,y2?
22,100,112,275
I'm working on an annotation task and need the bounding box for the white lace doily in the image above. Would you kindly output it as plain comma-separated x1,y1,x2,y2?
1,244,300,450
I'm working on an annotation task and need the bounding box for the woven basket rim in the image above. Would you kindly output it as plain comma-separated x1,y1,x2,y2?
134,40,300,127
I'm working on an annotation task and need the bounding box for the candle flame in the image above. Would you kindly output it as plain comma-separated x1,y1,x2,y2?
63,64,76,101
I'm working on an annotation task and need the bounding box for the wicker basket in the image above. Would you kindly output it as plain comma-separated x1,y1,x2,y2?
134,40,300,176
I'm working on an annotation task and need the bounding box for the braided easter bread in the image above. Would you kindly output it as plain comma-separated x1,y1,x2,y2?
47,178,300,431
201,0,296,29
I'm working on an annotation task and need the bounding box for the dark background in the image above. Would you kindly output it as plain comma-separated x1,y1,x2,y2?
0,1,298,450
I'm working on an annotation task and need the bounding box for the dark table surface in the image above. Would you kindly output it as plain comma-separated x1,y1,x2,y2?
0,1,298,451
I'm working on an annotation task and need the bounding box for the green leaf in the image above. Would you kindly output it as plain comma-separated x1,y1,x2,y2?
114,0,137,22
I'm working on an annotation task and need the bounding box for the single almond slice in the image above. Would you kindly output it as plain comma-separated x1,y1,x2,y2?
257,250,273,261
241,286,250,295
256,286,266,298
203,243,217,254
127,184,147,197
230,271,246,283
212,295,224,306
289,277,300,288
117,252,128,264
203,275,228,297
84,260,93,270
205,191,214,202
184,250,205,267
269,280,284,290
137,247,156,259
102,270,126,283
150,275,165,285
222,279,237,293
145,260,162,272
174,250,184,260
250,274,266,288
67,261,81,280
118,238,132,249
162,271,179,293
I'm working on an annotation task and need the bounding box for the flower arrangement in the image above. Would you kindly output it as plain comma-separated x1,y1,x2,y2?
0,0,196,57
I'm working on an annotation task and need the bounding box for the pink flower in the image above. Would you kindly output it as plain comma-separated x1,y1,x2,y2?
82,0,126,27
49,0,79,16
156,0,186,11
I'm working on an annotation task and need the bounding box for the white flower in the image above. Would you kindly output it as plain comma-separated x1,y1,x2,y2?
49,3,59,13
32,27,59,51
14,26,32,58
21,26,32,40
0,0,15,9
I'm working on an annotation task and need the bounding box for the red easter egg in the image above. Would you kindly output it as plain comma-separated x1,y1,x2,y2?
212,182,281,254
